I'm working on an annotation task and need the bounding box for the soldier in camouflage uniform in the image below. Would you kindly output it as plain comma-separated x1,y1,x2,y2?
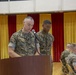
37,20,54,55
37,20,54,75
66,44,76,75
60,43,74,75
8,16,40,58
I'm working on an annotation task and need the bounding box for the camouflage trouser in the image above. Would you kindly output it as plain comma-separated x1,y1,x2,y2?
61,65,69,75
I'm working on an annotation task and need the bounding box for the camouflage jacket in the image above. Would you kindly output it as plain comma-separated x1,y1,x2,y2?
61,50,70,66
66,53,76,73
8,30,37,56
37,30,54,55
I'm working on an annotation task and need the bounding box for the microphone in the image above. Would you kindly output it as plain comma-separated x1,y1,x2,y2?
32,29,40,41
32,29,36,34
32,29,42,43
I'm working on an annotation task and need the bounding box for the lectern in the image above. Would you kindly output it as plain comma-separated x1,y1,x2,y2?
0,55,52,75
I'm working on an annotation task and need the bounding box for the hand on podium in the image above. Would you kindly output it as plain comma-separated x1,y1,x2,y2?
35,52,40,55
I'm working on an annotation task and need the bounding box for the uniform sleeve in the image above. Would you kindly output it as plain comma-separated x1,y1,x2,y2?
72,57,76,71
8,33,17,50
72,56,76,65
65,54,73,65
61,51,65,60
37,32,42,41
65,56,71,64
60,51,67,65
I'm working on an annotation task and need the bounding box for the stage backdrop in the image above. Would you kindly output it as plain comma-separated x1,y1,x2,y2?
0,12,76,62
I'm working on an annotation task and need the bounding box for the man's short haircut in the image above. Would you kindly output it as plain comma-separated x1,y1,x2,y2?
43,20,52,25
66,43,73,49
67,43,76,50
67,43,72,46
26,16,34,20
23,16,34,23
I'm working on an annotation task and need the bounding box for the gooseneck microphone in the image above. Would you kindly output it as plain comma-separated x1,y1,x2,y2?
32,29,41,55
32,29,40,41
32,29,36,34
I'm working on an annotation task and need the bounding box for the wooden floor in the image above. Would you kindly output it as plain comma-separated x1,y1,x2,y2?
53,62,62,75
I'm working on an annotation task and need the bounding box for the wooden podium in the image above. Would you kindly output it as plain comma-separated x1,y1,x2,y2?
0,55,52,75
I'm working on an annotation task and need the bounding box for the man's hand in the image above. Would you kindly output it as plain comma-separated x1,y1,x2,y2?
8,47,21,58
35,52,40,55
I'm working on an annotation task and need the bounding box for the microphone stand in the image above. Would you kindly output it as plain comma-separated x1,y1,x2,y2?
34,34,41,55
32,29,41,55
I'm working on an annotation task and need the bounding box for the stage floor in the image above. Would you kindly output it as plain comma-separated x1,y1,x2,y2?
53,62,62,75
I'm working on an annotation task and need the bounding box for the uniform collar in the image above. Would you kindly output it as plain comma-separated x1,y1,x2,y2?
41,30,48,35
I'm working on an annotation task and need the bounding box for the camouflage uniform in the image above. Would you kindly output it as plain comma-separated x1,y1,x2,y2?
8,30,39,56
37,30,54,55
60,50,70,75
66,53,76,75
